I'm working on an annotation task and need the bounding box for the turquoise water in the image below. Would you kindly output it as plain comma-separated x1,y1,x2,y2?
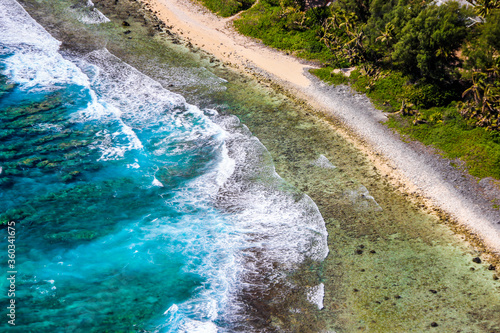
0,1,328,331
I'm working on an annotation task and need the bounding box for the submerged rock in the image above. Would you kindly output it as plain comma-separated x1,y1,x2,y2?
345,185,383,212
311,154,336,169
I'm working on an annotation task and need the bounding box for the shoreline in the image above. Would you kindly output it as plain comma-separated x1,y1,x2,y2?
142,0,316,87
140,0,500,257
10,0,500,330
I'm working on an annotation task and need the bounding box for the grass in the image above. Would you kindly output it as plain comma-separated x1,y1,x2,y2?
315,67,500,179
310,67,350,86
349,69,408,111
234,2,335,62
387,106,500,179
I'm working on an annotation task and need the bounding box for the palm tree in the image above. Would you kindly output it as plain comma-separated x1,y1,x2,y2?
473,0,500,17
344,27,366,62
462,72,487,105
375,22,395,47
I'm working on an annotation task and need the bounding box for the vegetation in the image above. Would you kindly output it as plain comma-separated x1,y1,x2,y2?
230,0,500,179
198,0,257,17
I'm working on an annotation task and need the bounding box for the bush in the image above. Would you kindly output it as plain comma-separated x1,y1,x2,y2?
199,0,256,17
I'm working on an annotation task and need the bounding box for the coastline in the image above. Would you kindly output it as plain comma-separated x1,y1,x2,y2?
140,0,500,256
142,0,315,87
9,0,500,330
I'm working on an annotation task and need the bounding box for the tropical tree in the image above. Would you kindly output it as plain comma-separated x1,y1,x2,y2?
460,69,500,130
472,0,500,17
461,9,500,130
391,2,469,81
375,22,395,47
320,7,367,64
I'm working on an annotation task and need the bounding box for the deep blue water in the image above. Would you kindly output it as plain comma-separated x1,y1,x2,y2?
0,1,328,331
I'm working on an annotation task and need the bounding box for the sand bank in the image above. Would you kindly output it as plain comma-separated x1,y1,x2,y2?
142,0,314,87
140,0,500,254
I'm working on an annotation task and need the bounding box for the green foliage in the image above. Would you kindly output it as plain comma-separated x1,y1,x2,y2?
204,0,500,178
459,70,500,130
405,83,458,109
198,0,256,17
387,106,500,179
483,10,500,49
310,67,350,85
335,0,371,22
392,2,469,81
348,69,408,111
471,0,500,17
464,10,500,71
362,0,425,61
234,0,334,61
320,6,367,65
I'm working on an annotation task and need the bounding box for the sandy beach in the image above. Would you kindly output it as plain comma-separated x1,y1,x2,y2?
140,0,500,255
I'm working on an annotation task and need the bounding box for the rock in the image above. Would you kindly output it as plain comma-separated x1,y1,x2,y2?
472,257,481,264
36,160,49,168
331,67,355,77
0,177,13,187
61,170,81,183
311,154,336,169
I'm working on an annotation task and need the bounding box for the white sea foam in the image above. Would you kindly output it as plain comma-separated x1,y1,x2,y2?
34,123,64,132
1,49,90,91
71,50,248,331
217,114,329,264
0,0,60,51
179,320,218,333
71,4,111,25
1,3,329,330
127,162,140,169
307,283,325,310
0,2,143,161
75,49,231,167
0,1,87,90
187,112,330,327
152,177,164,187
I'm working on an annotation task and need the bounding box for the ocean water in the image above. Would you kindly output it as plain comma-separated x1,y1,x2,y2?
0,1,328,331
3,0,500,332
